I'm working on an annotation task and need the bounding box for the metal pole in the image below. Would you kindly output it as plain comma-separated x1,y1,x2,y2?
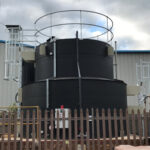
107,17,108,42
76,31,82,108
114,41,118,79
53,39,56,78
80,10,82,39
4,40,9,80
46,79,49,108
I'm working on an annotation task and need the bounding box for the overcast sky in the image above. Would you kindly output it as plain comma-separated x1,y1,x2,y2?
0,0,150,50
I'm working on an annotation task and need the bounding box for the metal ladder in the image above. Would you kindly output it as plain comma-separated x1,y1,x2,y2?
4,25,23,88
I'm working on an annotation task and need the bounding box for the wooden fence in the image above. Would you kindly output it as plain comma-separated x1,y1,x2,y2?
0,108,150,150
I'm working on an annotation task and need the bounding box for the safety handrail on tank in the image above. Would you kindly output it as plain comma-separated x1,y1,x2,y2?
34,10,114,44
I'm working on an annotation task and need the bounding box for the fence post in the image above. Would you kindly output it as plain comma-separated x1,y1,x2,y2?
1,112,6,150
113,109,118,146
125,108,130,145
26,110,30,150
62,109,66,150
119,109,124,144
74,109,77,150
137,109,143,145
102,109,106,150
56,110,60,150
108,108,113,150
50,109,53,150
32,110,36,150
91,108,95,150
143,109,148,145
13,112,17,150
68,109,72,150
20,111,23,150
38,110,41,150
131,109,136,146
86,109,90,150
8,111,11,150
96,108,100,150
44,110,48,150
80,109,84,150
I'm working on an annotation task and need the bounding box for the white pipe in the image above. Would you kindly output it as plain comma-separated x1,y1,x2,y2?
4,40,9,79
114,41,118,79
46,79,49,108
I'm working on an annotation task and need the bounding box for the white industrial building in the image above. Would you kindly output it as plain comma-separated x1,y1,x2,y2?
117,51,150,111
0,40,150,111
0,40,34,106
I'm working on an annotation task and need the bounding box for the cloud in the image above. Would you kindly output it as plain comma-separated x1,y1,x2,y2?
0,0,150,50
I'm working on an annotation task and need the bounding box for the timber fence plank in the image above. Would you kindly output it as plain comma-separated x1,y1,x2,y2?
91,108,95,150
80,109,84,150
131,110,136,146
13,113,17,150
8,112,11,150
50,109,54,150
44,110,48,150
74,109,77,150
108,109,113,150
69,109,72,150
120,109,124,144
144,109,148,145
32,111,36,150
113,109,118,146
102,109,106,150
38,110,41,150
26,110,29,150
62,109,66,150
96,109,100,150
125,109,130,145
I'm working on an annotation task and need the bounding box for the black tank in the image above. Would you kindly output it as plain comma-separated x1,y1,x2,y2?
35,39,113,81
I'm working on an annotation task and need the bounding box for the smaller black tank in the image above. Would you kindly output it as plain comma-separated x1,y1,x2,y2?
35,39,113,81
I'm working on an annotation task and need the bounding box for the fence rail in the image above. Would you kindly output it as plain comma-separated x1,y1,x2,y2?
0,108,150,150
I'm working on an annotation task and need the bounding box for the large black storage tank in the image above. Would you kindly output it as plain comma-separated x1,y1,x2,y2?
35,39,114,81
22,38,127,111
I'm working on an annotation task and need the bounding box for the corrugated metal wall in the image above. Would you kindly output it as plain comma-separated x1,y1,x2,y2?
116,53,150,108
0,42,33,107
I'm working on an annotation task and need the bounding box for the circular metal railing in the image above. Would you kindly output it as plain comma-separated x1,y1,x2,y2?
34,10,114,44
